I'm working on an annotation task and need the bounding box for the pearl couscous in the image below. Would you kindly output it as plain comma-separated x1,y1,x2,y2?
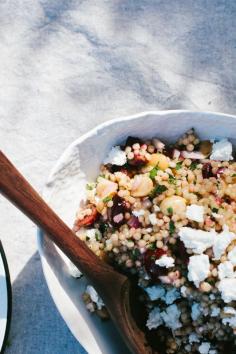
72,129,236,353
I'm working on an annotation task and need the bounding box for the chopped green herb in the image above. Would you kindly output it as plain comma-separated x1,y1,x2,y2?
149,184,168,198
149,166,159,180
232,174,236,177
212,207,218,213
175,161,183,170
103,196,112,203
99,222,109,234
169,220,175,235
86,183,94,190
148,242,156,250
168,174,176,185
95,231,101,241
86,236,90,241
167,207,173,215
131,248,140,260
189,161,198,171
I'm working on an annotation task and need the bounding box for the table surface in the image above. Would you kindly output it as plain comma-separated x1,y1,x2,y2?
1,1,236,353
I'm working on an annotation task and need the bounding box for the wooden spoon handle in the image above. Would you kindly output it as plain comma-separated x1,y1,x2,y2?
0,151,118,284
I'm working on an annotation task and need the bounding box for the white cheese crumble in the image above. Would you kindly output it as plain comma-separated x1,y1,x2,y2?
212,212,222,219
86,229,101,242
191,302,202,321
218,278,236,303
146,307,163,330
145,285,165,301
189,333,200,344
103,146,127,166
86,285,104,310
155,255,175,268
67,261,83,278
179,227,215,254
198,342,211,354
213,225,236,260
209,294,215,300
149,213,158,225
228,247,236,265
180,286,187,297
223,306,236,315
132,209,145,217
164,288,181,305
211,307,220,317
222,315,236,328
186,204,204,223
160,304,182,330
210,139,233,161
153,205,160,212
188,254,210,287
218,261,236,280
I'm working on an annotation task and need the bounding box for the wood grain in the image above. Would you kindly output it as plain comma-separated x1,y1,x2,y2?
0,151,156,354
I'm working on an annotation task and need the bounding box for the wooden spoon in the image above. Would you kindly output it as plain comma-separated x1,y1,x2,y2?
0,151,156,354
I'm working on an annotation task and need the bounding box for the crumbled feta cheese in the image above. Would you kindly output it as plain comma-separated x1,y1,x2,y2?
191,302,202,321
164,288,181,305
188,255,210,287
218,261,236,279
212,212,222,219
209,294,215,300
189,333,200,344
132,209,145,217
218,278,236,303
180,286,187,297
161,304,182,330
103,146,127,166
179,227,215,254
211,307,220,317
68,261,83,278
224,306,236,315
146,307,163,330
86,229,101,242
213,225,236,260
186,204,204,223
153,205,160,212
198,342,211,354
155,255,175,268
222,315,236,328
145,285,165,301
86,286,104,310
209,351,217,354
210,139,233,161
228,247,236,265
149,213,158,225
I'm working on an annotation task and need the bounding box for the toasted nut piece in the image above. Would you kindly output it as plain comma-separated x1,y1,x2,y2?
96,178,118,199
131,175,153,197
200,281,212,292
199,140,212,156
148,153,169,170
160,196,186,215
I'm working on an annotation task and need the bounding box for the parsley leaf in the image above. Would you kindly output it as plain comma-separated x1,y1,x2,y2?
169,220,175,235
148,242,156,250
149,184,168,198
86,183,94,190
232,174,236,177
103,196,112,203
189,161,198,171
175,161,183,170
168,174,176,185
167,207,173,215
212,207,218,213
149,166,159,180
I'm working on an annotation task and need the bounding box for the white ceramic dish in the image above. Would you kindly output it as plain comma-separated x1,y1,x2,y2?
0,241,11,354
38,110,236,354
